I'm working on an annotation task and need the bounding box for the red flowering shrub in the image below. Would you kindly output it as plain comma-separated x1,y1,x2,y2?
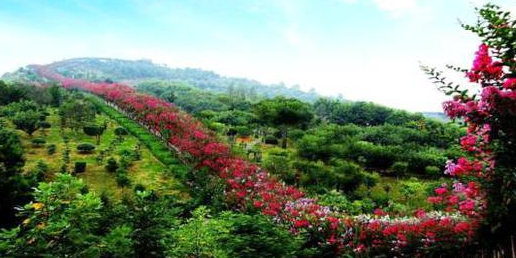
36,6,516,253
35,64,483,256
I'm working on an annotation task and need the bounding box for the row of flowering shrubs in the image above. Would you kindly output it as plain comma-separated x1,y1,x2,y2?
35,56,489,255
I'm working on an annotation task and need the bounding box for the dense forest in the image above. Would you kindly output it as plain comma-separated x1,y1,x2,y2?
1,3,516,258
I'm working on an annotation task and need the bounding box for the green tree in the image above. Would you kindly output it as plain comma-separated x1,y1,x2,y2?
0,128,31,228
0,81,27,105
167,207,229,258
0,174,104,257
130,191,182,258
83,122,107,145
219,212,303,258
11,111,41,136
254,97,313,148
59,100,96,132
165,90,176,103
47,85,63,107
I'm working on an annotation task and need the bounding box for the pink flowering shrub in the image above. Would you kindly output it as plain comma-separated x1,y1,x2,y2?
35,63,484,256
37,8,516,252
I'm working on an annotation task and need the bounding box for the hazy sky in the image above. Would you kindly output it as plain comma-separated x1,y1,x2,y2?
1,0,514,111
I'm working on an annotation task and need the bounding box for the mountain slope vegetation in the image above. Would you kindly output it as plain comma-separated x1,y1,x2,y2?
3,57,324,102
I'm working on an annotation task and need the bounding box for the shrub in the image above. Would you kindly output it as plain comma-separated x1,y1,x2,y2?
235,126,252,137
219,212,304,258
33,160,48,181
106,157,118,173
133,183,146,192
76,143,96,154
37,121,51,130
119,156,132,169
74,161,87,173
116,169,131,187
288,129,305,141
119,149,130,156
264,135,278,145
262,150,295,184
425,165,441,176
114,127,129,138
389,161,409,176
31,138,46,147
132,146,141,161
47,144,56,155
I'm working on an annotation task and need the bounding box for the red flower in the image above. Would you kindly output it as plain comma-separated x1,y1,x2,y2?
434,187,447,196
253,200,263,208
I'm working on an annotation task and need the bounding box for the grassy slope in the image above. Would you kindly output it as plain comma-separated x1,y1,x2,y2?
20,105,186,199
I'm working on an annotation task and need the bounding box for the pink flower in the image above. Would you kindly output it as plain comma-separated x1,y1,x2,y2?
503,78,516,89
435,187,447,196
459,199,476,212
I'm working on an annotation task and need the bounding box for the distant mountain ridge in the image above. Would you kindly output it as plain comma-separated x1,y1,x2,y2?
3,57,325,102
1,57,446,119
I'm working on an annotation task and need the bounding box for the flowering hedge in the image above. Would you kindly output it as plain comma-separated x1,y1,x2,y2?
34,55,489,255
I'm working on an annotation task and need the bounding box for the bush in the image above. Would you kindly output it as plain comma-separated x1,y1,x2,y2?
116,169,131,187
31,138,46,147
76,143,96,154
425,165,441,176
133,183,146,192
390,161,409,176
262,149,295,184
74,161,87,173
37,121,51,130
114,127,129,137
219,212,304,258
33,160,48,181
264,135,278,145
106,157,118,173
47,144,56,155
288,129,305,141
235,126,252,137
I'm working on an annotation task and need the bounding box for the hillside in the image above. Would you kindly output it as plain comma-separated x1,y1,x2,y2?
2,57,324,103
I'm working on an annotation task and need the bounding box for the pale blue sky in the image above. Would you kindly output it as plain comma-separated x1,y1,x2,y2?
1,0,514,111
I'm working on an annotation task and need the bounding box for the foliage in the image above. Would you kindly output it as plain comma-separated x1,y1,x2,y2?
114,126,128,138
254,97,313,148
30,137,46,147
11,111,41,136
37,120,51,130
100,225,134,258
83,122,107,145
0,128,33,228
59,99,96,132
264,135,278,145
115,168,131,187
0,174,105,257
105,157,119,173
47,143,57,155
74,161,87,173
218,212,304,258
77,143,96,154
167,206,230,258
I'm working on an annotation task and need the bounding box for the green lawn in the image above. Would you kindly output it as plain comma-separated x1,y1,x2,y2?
20,107,186,199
